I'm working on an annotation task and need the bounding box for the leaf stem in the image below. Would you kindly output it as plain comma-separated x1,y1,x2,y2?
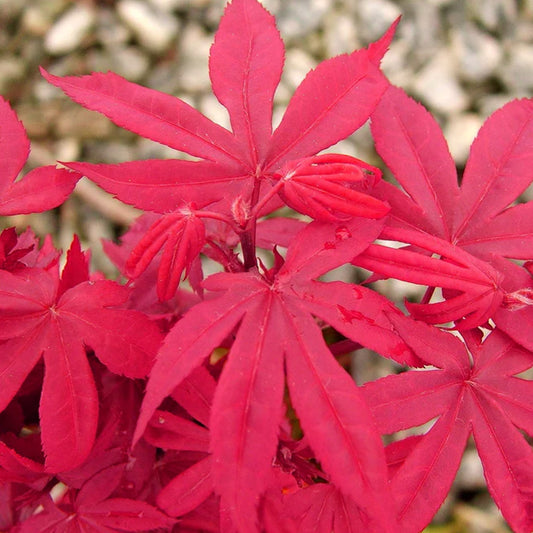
195,210,241,233
240,177,265,270
250,178,284,221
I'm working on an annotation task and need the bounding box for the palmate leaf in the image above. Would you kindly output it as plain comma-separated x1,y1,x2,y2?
209,0,284,165
42,0,395,301
134,218,405,531
371,86,533,252
366,85,533,335
363,314,533,533
18,465,175,533
145,367,216,518
0,238,163,472
0,97,79,215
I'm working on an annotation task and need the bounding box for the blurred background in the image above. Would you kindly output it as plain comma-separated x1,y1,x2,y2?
1,1,531,530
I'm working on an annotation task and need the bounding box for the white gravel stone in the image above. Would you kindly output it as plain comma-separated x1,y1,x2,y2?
275,0,330,39
468,0,517,31
198,93,231,131
44,5,95,55
357,0,402,42
324,11,360,56
87,46,149,82
22,6,53,36
176,23,212,92
443,113,484,166
148,0,188,11
455,449,485,489
280,48,317,93
0,56,25,93
117,0,179,53
478,94,523,120
412,51,470,115
95,9,131,48
452,24,502,82
500,43,533,91
381,40,415,88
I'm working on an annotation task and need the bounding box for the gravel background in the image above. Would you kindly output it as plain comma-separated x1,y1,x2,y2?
1,1,531,531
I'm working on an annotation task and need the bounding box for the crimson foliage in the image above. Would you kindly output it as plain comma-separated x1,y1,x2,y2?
1,1,533,531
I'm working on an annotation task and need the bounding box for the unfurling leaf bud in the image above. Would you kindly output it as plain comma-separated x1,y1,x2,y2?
276,153,390,221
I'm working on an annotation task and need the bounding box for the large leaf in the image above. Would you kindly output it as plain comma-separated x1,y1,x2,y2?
41,69,244,166
371,85,459,239
0,96,78,215
211,292,285,532
283,304,395,530
0,238,162,472
209,0,284,164
266,50,387,171
454,98,533,237
364,315,533,533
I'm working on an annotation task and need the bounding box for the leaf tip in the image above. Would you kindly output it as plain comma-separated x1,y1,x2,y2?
368,16,401,65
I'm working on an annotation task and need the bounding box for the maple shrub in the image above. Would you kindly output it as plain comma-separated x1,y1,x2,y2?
1,0,533,531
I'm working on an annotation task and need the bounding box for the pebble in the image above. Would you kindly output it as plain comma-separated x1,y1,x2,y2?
357,0,402,43
468,0,517,32
87,46,149,82
279,48,317,94
443,113,484,166
478,94,521,118
85,141,138,164
412,51,470,115
455,448,485,489
452,24,502,82
323,11,360,56
55,106,115,140
22,6,53,37
500,43,533,91
117,0,179,53
198,93,231,131
148,0,192,11
381,40,415,88
0,56,26,94
44,4,96,55
274,0,330,39
95,9,131,48
174,23,213,92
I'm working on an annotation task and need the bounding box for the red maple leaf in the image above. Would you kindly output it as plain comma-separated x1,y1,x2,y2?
362,84,533,334
41,0,393,298
17,464,175,532
132,217,415,531
0,96,78,215
363,313,533,533
144,366,215,519
0,237,163,472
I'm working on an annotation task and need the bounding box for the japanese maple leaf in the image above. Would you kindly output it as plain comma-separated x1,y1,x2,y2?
261,435,380,531
144,366,216,519
41,0,393,297
17,464,175,532
0,227,33,271
0,96,78,214
362,85,533,331
132,217,415,532
363,314,533,533
282,484,368,532
0,237,163,472
0,438,48,490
